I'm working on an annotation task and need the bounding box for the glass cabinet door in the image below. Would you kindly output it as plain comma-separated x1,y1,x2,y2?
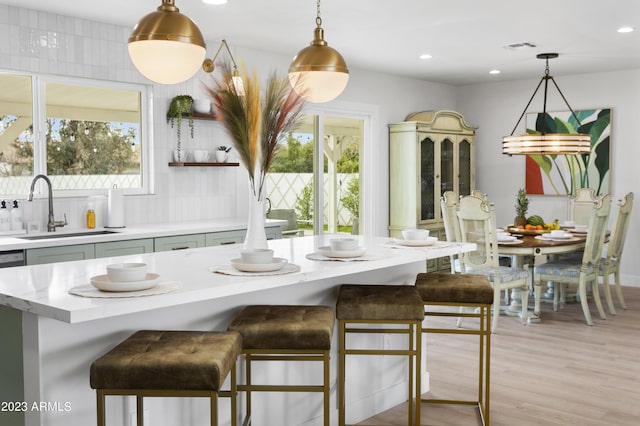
458,138,472,195
441,138,454,194
420,136,435,221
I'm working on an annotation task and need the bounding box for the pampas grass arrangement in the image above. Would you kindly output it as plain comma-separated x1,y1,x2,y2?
204,62,306,198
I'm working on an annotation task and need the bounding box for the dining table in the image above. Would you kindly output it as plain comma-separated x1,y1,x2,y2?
497,230,589,322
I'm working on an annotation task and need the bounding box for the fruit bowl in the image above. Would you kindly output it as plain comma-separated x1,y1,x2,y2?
507,226,550,236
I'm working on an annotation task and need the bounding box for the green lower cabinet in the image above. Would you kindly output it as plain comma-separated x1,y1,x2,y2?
154,234,206,252
266,226,282,240
26,244,95,265
95,239,154,258
205,230,245,246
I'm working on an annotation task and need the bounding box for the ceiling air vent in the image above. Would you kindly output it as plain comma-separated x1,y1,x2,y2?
503,42,537,50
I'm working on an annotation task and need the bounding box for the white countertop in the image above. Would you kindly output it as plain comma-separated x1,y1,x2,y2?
0,235,474,323
0,218,285,251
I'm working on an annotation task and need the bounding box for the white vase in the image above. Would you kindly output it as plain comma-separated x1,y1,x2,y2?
173,149,186,162
244,186,268,250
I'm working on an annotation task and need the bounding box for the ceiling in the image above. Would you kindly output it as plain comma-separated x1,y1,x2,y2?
3,0,640,86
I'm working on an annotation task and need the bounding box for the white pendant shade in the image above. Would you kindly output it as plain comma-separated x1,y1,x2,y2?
288,69,349,103
503,134,592,155
128,40,205,85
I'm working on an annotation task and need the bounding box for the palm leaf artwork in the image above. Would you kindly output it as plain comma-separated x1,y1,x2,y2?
525,108,611,196
204,63,306,197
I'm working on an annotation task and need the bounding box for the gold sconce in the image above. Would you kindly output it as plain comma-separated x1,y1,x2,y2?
202,39,245,95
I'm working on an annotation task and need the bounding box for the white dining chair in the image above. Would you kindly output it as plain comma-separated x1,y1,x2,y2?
441,191,462,273
534,194,611,325
599,192,633,314
456,195,530,333
569,187,598,226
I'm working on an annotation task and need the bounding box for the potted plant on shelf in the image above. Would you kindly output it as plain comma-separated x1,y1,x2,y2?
166,95,195,161
215,146,232,162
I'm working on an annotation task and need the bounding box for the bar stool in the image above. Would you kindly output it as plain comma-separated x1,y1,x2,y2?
90,330,242,426
415,273,493,426
336,284,424,426
227,305,335,426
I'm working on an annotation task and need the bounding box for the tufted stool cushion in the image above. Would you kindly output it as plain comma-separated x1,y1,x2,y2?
227,305,335,350
336,284,424,321
90,330,242,391
415,273,494,305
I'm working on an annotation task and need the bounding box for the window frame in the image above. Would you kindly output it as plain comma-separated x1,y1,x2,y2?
0,69,154,198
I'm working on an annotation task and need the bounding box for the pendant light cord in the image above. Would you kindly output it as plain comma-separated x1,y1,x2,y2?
316,0,322,28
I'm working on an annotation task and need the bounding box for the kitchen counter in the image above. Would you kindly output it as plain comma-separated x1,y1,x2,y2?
0,218,285,251
0,236,474,426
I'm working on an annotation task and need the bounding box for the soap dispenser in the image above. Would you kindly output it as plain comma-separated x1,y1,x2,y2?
86,202,96,229
0,200,10,231
10,200,23,231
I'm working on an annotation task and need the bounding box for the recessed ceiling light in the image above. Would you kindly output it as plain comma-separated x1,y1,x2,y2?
419,54,432,60
489,69,501,75
203,0,228,5
618,26,634,33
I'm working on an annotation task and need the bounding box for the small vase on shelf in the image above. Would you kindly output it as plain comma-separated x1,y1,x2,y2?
215,151,228,162
173,148,186,162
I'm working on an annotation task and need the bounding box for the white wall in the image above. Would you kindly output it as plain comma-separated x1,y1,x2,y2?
457,69,640,286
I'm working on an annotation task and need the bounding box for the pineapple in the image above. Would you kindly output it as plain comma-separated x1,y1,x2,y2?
514,188,529,227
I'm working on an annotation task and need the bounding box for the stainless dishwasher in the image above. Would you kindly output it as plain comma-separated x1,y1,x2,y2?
0,250,25,267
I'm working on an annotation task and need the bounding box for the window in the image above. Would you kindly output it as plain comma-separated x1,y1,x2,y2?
0,71,151,197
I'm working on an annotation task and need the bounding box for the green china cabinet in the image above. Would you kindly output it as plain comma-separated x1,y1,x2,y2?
389,110,476,271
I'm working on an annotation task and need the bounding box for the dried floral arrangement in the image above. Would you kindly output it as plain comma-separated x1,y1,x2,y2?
203,62,306,198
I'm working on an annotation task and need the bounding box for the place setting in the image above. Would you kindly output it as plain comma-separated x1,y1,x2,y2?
535,229,581,242
69,262,181,298
211,248,300,276
387,229,447,249
495,230,523,245
307,238,381,261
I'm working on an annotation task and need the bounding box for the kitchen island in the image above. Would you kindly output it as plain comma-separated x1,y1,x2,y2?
0,235,474,426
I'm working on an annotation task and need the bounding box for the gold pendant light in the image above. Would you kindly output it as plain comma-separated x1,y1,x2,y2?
128,0,206,84
288,0,349,103
502,53,591,156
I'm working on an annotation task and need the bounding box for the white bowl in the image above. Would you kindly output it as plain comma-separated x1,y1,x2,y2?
330,238,359,252
240,248,274,264
106,262,148,282
496,232,510,240
402,229,430,240
550,230,566,238
573,224,588,232
192,99,211,114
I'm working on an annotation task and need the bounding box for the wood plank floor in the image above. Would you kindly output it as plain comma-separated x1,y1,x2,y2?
358,286,640,426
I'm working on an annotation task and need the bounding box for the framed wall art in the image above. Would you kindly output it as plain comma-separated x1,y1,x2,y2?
525,108,611,196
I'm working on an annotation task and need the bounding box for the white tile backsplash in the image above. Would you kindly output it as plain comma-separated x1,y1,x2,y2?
0,4,245,229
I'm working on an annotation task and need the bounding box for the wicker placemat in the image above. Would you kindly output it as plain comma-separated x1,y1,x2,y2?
210,263,301,276
68,281,181,298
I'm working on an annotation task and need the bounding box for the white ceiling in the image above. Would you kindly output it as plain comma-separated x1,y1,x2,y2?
4,0,640,86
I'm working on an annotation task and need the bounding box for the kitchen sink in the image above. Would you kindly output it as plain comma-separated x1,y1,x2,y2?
19,230,118,240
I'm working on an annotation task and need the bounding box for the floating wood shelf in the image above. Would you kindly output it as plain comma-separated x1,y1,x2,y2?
168,162,239,167
182,112,218,120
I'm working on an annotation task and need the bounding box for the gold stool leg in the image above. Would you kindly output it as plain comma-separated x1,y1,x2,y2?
136,393,143,426
210,391,218,426
231,363,237,426
96,390,105,426
338,320,346,426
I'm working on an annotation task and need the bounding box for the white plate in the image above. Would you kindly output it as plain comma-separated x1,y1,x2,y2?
230,257,288,272
497,239,524,245
496,235,517,242
90,273,161,292
569,228,588,234
537,234,576,241
392,237,438,247
317,246,366,258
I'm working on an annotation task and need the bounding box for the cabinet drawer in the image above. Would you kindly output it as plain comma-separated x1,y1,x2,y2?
205,230,245,246
26,244,95,265
154,234,205,252
95,239,154,258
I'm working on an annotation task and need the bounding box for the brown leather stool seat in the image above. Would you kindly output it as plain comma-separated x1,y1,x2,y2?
415,272,493,426
228,305,335,426
90,330,242,426
336,284,424,426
